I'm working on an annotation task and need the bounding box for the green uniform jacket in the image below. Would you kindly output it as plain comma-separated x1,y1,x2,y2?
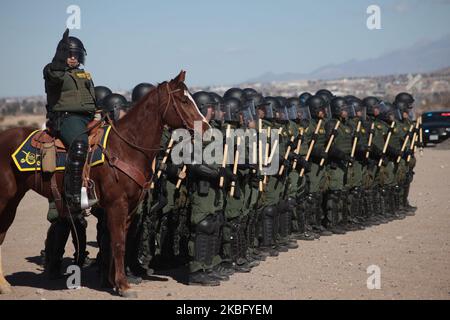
43,64,96,114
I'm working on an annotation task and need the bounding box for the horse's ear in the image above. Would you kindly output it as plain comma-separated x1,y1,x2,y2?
173,70,186,84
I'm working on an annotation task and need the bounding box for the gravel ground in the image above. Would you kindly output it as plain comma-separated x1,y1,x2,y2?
0,148,449,300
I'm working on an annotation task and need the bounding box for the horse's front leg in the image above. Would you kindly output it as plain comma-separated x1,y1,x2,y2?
105,199,136,298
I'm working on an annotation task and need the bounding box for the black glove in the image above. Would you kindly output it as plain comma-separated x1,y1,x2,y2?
380,155,389,166
371,144,383,159
298,157,311,173
164,163,180,180
319,149,328,160
281,158,290,169
51,29,70,71
403,149,413,159
387,146,401,159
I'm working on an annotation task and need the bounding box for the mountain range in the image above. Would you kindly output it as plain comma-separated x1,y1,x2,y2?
246,34,450,83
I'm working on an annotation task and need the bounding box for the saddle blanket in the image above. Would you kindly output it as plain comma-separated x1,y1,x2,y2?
11,126,112,172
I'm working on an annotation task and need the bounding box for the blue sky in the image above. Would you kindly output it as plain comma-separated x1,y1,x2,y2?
1,0,450,97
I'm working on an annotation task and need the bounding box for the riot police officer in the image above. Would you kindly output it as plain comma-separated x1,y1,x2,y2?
44,29,98,212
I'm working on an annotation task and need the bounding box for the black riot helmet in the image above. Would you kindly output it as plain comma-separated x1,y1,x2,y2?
306,95,327,119
223,88,244,101
362,96,381,117
223,98,241,123
243,88,258,99
275,96,288,107
209,92,223,106
209,92,224,122
287,97,300,120
67,36,87,65
394,92,414,107
102,93,129,122
315,89,334,106
193,91,215,117
299,92,312,107
260,96,279,120
330,97,354,118
132,83,155,104
245,92,267,118
290,97,311,121
394,100,416,121
347,97,366,120
275,99,289,122
378,101,401,123
94,86,112,108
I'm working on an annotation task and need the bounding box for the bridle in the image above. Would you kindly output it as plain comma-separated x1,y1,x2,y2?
107,82,196,156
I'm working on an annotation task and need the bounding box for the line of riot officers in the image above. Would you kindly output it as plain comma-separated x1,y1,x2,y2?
114,88,420,287
44,84,420,288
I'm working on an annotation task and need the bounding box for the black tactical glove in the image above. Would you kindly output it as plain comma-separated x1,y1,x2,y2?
164,163,180,180
319,149,328,160
51,29,70,71
403,149,413,159
387,146,401,159
298,156,311,173
380,155,389,166
371,144,383,159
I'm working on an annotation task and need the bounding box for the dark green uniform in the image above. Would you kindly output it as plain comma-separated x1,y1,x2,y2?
323,117,354,232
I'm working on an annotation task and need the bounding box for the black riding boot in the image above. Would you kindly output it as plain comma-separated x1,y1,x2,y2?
64,139,97,213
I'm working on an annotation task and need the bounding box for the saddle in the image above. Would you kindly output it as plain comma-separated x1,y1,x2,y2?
30,120,104,152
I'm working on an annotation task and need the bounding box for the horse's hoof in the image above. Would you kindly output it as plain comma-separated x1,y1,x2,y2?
0,283,12,294
119,289,138,299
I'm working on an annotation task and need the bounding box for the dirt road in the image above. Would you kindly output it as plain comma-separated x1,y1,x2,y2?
1,148,449,300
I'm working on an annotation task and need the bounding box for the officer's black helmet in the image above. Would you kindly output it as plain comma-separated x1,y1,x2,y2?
68,36,87,65
394,92,415,107
306,95,326,118
223,88,244,101
94,86,112,108
132,83,155,104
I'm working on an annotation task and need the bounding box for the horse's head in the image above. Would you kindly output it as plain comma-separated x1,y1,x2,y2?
160,71,210,134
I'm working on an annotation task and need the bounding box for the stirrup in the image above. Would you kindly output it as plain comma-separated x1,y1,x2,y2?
81,187,98,209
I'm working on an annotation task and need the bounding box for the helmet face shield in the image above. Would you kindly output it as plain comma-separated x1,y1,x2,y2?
276,106,289,121
405,109,416,121
342,105,356,118
324,105,332,120
240,107,254,127
287,105,298,120
244,100,257,118
223,99,241,123
260,104,274,120
213,103,224,122
297,106,311,121
68,49,85,64
355,105,367,121
378,101,398,122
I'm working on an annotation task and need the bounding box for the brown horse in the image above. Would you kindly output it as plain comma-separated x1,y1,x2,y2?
0,71,208,297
